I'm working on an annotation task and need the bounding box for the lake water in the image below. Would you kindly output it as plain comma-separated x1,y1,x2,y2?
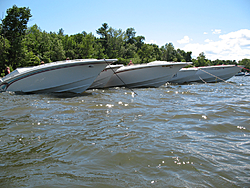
0,76,249,188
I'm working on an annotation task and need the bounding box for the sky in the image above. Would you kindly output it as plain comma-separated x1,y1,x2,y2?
0,0,250,61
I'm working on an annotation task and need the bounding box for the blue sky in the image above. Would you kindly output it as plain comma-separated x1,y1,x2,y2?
0,0,250,61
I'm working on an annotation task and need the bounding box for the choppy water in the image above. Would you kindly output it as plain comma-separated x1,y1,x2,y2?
0,76,249,188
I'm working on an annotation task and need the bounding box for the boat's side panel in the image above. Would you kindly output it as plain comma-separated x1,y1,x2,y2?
5,63,107,93
168,69,198,83
105,63,186,88
192,66,242,83
88,67,120,89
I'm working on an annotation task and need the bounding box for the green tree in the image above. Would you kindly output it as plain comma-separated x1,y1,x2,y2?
123,43,137,59
1,5,32,69
150,44,161,61
23,50,40,67
58,28,64,36
126,28,136,44
39,31,53,62
0,35,10,76
81,32,95,58
106,27,126,58
134,36,145,51
185,51,192,62
24,24,43,56
161,43,176,61
138,44,154,63
192,52,209,67
63,35,77,59
76,32,95,59
166,43,176,61
96,23,109,53
176,48,192,62
239,59,250,72
24,26,65,63
50,32,65,61
93,42,105,59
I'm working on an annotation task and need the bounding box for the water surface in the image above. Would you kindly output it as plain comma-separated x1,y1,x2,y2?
0,76,249,187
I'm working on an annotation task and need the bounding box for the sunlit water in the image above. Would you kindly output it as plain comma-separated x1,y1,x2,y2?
0,76,249,188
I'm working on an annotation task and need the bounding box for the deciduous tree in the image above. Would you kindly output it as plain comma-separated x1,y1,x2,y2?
1,5,31,69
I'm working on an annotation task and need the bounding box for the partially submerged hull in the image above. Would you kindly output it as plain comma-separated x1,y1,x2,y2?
0,59,117,93
105,61,189,88
88,64,124,89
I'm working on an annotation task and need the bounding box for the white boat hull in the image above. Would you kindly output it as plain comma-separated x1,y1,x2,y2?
168,65,243,84
88,64,123,89
169,68,198,84
105,61,189,88
192,65,243,83
0,59,117,93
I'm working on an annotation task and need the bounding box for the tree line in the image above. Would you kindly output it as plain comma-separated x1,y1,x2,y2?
1,5,249,77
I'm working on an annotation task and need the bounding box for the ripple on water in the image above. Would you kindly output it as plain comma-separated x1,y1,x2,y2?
0,77,250,187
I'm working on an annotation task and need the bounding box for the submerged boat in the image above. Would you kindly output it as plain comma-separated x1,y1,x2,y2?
88,64,124,89
169,64,243,84
105,61,190,88
0,59,117,93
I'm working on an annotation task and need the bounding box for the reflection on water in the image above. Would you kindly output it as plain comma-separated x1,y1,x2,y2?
0,76,249,187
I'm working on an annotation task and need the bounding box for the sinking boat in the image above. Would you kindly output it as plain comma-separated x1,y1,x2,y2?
0,59,117,93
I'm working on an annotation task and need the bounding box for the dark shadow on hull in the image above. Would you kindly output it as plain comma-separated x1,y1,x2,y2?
12,91,93,98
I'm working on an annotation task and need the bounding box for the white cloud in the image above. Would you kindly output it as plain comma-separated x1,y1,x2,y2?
212,29,221,34
145,40,158,45
182,29,250,61
204,32,208,34
177,36,191,44
205,39,212,43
